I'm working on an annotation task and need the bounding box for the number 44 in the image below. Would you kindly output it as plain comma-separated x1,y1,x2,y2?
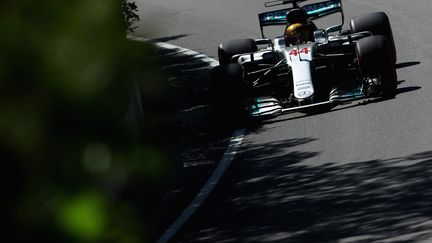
289,48,310,56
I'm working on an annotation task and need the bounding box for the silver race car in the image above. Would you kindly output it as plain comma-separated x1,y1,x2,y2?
213,0,397,118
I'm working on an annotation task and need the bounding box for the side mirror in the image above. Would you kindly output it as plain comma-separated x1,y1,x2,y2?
255,39,272,45
255,38,275,51
313,29,328,44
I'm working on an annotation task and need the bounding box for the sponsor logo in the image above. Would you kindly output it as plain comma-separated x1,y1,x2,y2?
296,82,312,87
298,91,312,97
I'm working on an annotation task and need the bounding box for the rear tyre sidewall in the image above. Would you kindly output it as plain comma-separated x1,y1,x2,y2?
351,12,396,64
218,39,258,65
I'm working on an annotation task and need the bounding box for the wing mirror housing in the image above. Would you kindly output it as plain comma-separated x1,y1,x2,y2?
255,39,272,45
255,38,275,51
314,29,328,44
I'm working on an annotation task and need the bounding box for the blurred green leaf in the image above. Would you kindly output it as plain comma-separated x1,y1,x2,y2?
57,192,107,241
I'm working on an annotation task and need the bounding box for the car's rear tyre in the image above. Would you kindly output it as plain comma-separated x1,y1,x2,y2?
356,35,397,98
350,12,396,64
218,39,257,65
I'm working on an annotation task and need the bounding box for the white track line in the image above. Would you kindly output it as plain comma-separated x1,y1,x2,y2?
127,36,219,67
157,129,245,243
128,36,246,243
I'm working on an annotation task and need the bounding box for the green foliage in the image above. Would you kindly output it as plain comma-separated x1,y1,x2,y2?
122,0,140,33
57,192,107,242
0,0,171,242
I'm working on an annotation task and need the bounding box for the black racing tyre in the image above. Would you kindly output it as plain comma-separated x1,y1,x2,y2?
218,39,257,65
211,63,246,116
212,63,244,91
356,35,397,98
350,12,396,64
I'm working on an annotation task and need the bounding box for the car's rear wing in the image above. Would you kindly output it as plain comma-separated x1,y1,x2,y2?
258,0,344,38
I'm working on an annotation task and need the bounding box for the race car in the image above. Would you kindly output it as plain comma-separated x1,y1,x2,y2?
213,0,397,118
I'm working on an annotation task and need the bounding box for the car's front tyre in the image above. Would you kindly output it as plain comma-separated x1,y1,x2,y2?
211,63,247,120
356,35,397,98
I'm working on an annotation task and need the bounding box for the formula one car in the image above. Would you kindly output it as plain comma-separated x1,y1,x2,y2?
213,0,397,118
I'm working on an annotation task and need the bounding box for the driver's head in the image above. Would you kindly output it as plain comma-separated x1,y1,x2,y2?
284,22,310,45
284,8,311,46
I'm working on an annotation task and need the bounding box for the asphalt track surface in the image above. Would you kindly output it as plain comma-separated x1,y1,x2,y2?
138,0,432,242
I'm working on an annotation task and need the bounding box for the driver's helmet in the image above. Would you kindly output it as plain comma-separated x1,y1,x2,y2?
284,22,310,45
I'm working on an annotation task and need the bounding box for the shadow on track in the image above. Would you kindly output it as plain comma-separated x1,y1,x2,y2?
396,61,421,69
176,146,432,242
137,44,239,242
150,34,190,43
